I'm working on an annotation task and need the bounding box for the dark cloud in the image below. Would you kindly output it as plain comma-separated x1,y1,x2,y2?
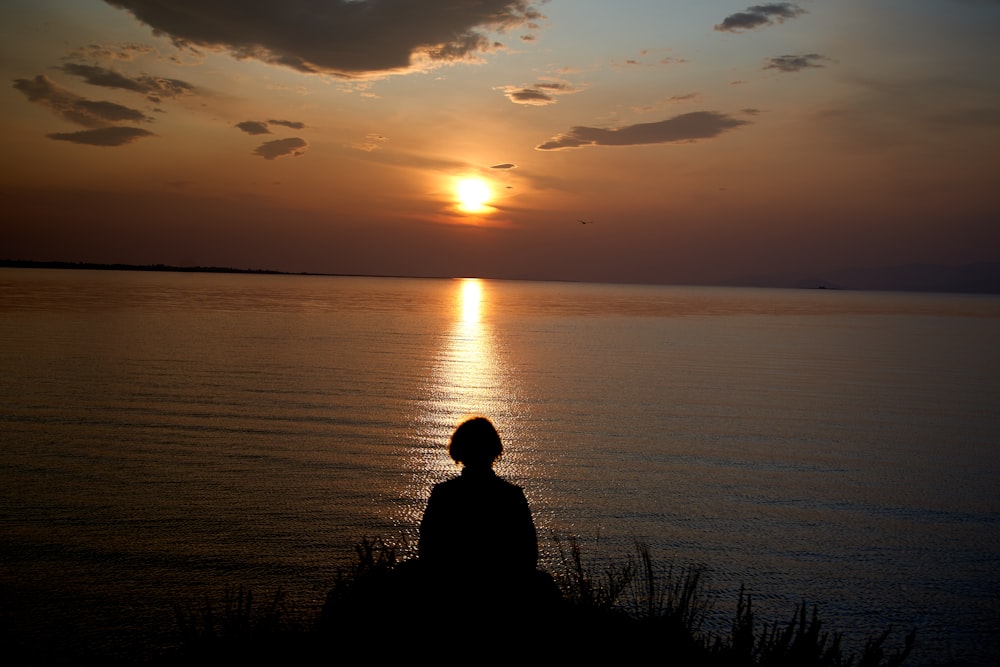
103,0,543,77
13,75,153,128
268,119,305,130
505,87,555,105
764,53,829,72
237,119,307,135
499,80,579,106
253,137,308,160
47,127,155,146
491,163,516,169
237,121,271,135
58,63,194,101
714,3,806,32
536,111,748,151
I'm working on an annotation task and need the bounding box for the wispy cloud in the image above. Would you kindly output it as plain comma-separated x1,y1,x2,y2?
764,53,830,72
632,93,700,113
536,111,748,150
58,63,194,101
491,163,516,169
253,137,308,160
65,42,155,62
353,133,388,152
714,3,806,32
103,0,544,77
498,79,580,106
47,127,155,146
615,48,687,69
13,75,153,128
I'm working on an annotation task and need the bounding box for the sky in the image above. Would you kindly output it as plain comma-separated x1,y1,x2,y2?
2,0,999,285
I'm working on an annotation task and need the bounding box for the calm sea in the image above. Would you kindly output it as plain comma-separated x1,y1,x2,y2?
1,268,998,664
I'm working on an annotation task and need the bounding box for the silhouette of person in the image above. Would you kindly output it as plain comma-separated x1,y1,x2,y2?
325,417,558,655
418,417,539,581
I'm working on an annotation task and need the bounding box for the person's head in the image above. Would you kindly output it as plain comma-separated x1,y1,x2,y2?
448,417,503,468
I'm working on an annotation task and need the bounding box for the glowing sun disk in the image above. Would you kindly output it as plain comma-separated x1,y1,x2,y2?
455,178,493,213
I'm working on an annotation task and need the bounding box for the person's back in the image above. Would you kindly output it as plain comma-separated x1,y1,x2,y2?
416,417,548,623
419,464,538,579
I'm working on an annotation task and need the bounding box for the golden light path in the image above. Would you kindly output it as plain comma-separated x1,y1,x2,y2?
402,278,539,548
439,278,497,419
402,278,502,534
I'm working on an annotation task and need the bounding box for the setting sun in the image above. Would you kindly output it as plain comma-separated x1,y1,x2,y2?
455,177,493,214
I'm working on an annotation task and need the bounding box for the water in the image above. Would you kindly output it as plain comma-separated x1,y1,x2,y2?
1,268,998,663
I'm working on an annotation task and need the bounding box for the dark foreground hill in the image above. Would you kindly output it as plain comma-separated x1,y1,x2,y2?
162,539,915,666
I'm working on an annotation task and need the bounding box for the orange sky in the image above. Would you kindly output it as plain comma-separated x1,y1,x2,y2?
2,0,999,284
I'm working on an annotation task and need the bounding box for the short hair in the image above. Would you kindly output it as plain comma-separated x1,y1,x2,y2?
448,417,503,467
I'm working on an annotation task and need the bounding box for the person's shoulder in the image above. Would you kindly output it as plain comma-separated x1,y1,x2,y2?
430,475,465,494
494,476,527,496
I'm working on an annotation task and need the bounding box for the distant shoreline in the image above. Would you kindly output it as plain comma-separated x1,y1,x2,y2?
3,258,999,294
0,258,321,276
0,259,575,285
0,259,423,281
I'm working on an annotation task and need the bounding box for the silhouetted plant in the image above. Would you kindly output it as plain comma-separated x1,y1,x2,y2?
626,542,711,628
173,585,299,662
167,536,915,666
551,533,634,612
709,587,915,667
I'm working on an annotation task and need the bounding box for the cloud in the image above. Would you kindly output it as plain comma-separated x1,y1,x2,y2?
47,127,155,146
253,137,308,160
498,79,580,106
103,0,543,77
714,3,806,32
616,48,687,69
58,63,194,101
237,119,307,135
632,93,701,113
268,119,305,130
237,120,271,135
66,42,155,62
536,111,748,151
13,75,153,128
353,133,388,152
491,163,516,169
764,53,829,72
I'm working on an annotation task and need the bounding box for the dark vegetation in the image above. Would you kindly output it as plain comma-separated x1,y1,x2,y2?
0,259,291,275
166,537,915,665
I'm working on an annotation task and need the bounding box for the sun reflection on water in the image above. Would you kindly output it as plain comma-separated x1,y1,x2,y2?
436,278,500,421
460,278,481,327
416,279,517,451
402,278,532,537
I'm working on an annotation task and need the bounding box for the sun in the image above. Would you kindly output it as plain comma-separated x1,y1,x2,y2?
454,177,493,214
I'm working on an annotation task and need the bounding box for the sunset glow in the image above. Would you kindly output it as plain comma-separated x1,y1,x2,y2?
1,1,998,284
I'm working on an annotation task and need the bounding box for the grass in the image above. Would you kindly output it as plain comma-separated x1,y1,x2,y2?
164,536,915,665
